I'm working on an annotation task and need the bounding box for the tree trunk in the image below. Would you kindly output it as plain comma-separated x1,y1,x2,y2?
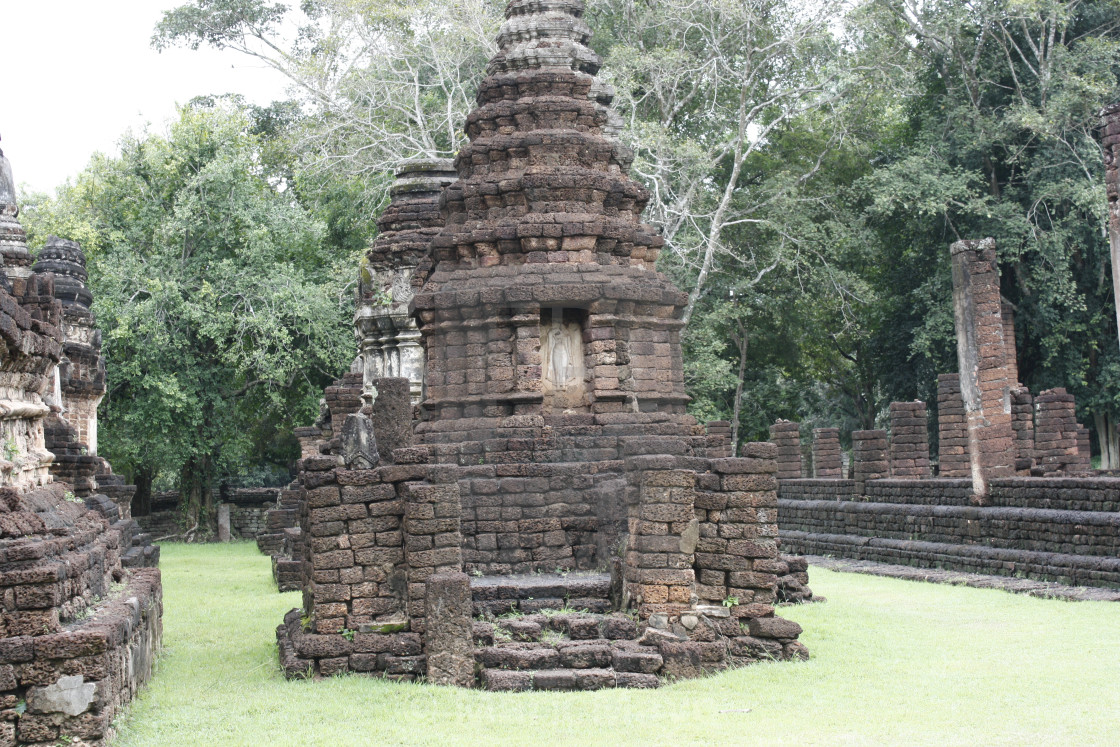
1094,412,1119,470
179,455,215,541
132,465,154,517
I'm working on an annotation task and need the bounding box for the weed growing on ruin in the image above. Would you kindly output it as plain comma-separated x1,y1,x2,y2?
64,491,82,503
491,627,512,643
540,605,591,617
300,614,313,632
723,596,740,608
2,438,18,461
540,629,564,644
340,628,356,642
493,602,523,619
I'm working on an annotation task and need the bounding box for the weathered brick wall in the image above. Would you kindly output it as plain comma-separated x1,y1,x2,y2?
419,413,715,576
134,488,278,541
777,479,858,502
135,511,181,540
778,476,1120,588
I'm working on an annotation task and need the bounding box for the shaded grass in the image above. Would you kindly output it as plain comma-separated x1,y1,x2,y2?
114,543,1120,746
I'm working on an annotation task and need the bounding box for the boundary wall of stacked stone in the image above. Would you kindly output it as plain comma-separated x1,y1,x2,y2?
779,476,1120,588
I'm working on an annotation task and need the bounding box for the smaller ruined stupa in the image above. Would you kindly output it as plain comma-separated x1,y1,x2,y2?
355,160,457,404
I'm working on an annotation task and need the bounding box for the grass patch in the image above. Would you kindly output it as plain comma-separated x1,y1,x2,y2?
115,543,1120,746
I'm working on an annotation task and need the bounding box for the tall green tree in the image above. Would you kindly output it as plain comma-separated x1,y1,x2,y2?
21,100,357,532
857,0,1120,464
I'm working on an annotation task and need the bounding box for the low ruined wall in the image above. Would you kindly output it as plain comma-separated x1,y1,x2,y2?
136,488,279,541
0,485,162,745
779,477,1120,588
278,442,808,687
134,510,182,540
1,569,162,745
226,488,280,540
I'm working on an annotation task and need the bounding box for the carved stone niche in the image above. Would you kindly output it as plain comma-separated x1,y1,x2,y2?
540,307,588,412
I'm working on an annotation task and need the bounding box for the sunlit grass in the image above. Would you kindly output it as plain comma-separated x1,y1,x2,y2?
114,542,1120,746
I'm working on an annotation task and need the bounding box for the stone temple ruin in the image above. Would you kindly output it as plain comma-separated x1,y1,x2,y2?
276,0,808,690
0,141,161,745
776,237,1120,588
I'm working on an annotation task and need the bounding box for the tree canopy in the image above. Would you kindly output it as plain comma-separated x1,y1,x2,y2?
21,100,358,527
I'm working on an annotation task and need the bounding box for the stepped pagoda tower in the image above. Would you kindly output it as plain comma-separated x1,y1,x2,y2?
412,0,689,431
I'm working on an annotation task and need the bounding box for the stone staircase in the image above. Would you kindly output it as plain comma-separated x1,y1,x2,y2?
471,572,614,617
84,491,160,568
468,571,805,691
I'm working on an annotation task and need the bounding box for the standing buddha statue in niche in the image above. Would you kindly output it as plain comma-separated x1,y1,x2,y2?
542,312,587,410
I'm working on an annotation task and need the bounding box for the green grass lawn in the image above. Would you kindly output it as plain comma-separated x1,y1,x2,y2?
113,543,1120,747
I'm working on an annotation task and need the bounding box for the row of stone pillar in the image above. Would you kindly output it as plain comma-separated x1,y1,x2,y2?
769,386,1089,481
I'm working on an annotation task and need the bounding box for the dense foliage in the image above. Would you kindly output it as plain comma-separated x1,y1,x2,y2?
21,101,358,526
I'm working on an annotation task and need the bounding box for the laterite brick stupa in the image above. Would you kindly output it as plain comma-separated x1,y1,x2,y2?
413,0,687,427
280,0,807,690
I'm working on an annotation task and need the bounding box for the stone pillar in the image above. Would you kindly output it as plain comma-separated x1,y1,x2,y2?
1001,299,1020,385
811,428,842,478
705,420,732,458
851,430,889,496
889,402,931,478
401,479,463,635
623,456,697,618
217,503,231,542
1010,387,1035,473
937,373,970,477
768,421,801,479
1034,388,1081,475
950,238,1016,499
801,438,813,478
424,572,474,687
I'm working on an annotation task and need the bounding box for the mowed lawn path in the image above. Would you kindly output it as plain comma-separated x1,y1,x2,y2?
114,543,1120,746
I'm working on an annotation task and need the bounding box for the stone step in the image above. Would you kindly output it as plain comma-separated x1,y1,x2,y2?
480,667,659,691
475,611,638,645
474,639,664,671
470,572,612,616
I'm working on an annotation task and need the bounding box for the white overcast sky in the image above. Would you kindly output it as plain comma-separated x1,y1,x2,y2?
2,1,291,194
